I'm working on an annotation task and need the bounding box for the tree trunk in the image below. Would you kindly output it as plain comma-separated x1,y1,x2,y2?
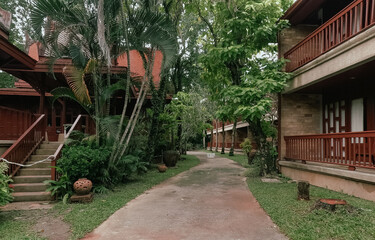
203,130,206,149
229,121,237,156
221,122,225,154
215,120,218,152
210,126,213,151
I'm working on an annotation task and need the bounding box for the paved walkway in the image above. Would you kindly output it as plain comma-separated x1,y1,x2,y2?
83,152,287,240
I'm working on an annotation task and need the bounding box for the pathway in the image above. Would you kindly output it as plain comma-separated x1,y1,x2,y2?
83,151,287,240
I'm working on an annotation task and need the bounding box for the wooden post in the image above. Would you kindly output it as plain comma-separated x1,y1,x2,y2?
297,181,310,200
39,89,45,114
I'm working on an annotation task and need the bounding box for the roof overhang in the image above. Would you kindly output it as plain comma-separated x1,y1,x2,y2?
0,36,37,70
281,0,326,25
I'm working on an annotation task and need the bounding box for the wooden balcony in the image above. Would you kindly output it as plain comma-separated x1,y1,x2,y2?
284,0,375,72
284,131,375,170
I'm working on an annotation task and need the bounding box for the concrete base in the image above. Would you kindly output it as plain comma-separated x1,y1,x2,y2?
279,161,375,202
70,193,93,203
0,140,14,156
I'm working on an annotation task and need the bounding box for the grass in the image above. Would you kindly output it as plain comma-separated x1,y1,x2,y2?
247,178,375,240
0,210,43,240
0,155,200,240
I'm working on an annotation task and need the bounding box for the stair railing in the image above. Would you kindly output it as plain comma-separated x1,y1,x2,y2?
51,115,91,181
0,114,46,177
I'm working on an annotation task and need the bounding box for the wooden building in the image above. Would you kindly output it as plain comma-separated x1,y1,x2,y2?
278,0,375,201
0,7,164,202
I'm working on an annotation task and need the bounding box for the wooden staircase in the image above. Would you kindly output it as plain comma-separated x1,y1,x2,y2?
11,141,60,202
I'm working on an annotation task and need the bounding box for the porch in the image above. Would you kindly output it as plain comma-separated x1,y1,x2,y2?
282,131,375,201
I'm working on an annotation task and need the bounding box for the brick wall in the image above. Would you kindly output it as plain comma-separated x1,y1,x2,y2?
278,25,318,60
279,93,322,159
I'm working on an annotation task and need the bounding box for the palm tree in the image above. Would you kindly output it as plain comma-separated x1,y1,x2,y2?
30,0,177,162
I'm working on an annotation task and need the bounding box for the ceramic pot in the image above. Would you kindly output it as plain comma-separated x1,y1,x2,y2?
73,178,92,195
157,164,168,173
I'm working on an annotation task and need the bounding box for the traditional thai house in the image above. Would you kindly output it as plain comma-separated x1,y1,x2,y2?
278,0,375,201
0,7,164,202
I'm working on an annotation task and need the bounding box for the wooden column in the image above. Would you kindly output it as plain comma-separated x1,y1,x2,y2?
39,89,45,114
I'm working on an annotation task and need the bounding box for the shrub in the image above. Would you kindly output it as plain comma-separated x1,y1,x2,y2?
163,150,180,167
44,169,72,203
0,162,13,206
57,144,111,184
107,154,148,184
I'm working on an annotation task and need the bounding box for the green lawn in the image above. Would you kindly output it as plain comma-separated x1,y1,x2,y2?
247,178,375,240
0,155,200,240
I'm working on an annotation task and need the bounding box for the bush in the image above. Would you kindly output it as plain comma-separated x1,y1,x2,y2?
57,144,111,184
163,150,180,167
0,162,13,206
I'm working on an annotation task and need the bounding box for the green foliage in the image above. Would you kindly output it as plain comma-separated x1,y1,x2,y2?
58,144,111,184
44,170,72,201
240,138,252,154
0,162,13,206
107,154,149,184
0,72,15,88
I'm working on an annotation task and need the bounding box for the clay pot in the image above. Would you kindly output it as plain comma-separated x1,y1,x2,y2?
157,164,168,173
73,178,92,195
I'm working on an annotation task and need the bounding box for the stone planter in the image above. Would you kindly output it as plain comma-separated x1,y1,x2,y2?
73,178,92,195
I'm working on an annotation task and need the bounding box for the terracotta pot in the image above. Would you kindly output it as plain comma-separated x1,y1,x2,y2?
157,164,168,173
73,178,92,195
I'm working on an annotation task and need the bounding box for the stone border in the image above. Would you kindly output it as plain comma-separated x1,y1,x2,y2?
279,160,375,184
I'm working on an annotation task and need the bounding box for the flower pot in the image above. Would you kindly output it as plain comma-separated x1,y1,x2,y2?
158,164,168,173
73,178,92,195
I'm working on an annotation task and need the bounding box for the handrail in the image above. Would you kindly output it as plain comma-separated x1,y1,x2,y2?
50,115,91,181
0,106,34,140
284,0,375,72
1,114,46,177
284,131,375,170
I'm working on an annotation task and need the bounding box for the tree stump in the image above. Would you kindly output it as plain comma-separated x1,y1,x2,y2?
297,181,310,200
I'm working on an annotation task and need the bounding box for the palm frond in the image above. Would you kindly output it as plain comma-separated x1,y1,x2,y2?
62,66,92,105
50,87,92,114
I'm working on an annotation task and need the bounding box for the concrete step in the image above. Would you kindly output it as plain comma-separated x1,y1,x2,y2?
40,142,61,149
13,175,50,184
36,148,57,155
12,183,48,192
18,168,51,176
12,192,51,202
31,154,51,161
24,160,52,168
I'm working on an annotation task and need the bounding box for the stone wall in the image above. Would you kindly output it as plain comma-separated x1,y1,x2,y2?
279,93,322,159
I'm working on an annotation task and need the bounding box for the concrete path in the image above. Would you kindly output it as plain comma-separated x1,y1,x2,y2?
83,152,287,240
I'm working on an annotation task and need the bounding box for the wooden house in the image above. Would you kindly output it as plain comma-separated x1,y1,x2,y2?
0,7,164,202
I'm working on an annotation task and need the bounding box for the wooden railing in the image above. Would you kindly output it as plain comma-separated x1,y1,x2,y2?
284,0,375,72
284,131,375,170
51,115,94,181
0,106,34,140
1,114,46,176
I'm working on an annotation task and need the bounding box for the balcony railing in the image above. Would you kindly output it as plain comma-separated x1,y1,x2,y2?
0,106,34,140
284,131,375,170
284,0,375,72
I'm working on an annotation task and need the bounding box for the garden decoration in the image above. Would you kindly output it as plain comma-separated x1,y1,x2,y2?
73,178,92,195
